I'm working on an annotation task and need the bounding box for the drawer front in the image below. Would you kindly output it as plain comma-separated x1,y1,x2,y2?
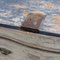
0,36,60,60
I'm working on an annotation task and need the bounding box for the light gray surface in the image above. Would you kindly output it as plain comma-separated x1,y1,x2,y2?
0,34,60,60
0,27,60,51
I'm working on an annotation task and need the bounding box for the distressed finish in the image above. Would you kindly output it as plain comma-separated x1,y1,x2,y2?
0,27,60,60
0,0,60,34
0,36,60,60
0,27,60,51
0,0,60,60
21,12,45,30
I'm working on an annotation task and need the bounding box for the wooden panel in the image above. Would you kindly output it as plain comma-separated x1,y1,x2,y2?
0,36,60,60
0,27,60,53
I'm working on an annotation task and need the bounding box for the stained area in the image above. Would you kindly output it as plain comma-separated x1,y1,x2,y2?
28,53,40,60
0,47,12,55
21,13,46,33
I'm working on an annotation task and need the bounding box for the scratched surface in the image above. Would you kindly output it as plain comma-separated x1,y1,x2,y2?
0,0,60,34
0,27,60,52
0,36,60,60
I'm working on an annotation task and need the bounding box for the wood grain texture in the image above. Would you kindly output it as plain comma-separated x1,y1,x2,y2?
0,27,60,53
0,28,60,60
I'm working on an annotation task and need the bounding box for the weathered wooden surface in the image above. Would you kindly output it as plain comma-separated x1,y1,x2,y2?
0,27,60,60
0,27,60,52
0,32,60,60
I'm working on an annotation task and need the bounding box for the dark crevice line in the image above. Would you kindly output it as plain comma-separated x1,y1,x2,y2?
39,31,60,37
20,27,60,37
0,24,20,30
0,36,60,54
0,24,60,37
